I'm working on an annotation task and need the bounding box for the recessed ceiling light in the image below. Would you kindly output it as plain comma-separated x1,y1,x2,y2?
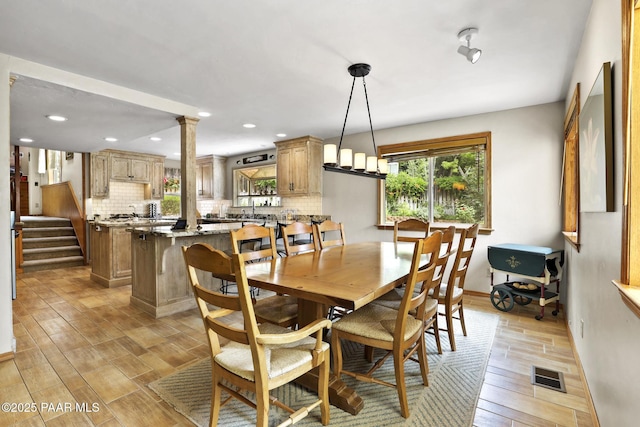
243,123,256,128
150,137,162,142
276,133,287,138
47,115,67,122
104,137,118,142
19,138,33,143
198,111,211,117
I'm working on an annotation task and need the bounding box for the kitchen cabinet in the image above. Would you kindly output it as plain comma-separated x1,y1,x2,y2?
91,153,110,198
111,154,150,182
196,155,227,199
145,160,165,200
275,135,323,196
91,150,165,199
90,224,132,287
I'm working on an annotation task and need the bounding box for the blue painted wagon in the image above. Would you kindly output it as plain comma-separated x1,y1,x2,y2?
488,243,564,320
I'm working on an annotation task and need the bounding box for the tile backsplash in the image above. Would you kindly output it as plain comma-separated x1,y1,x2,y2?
91,181,322,219
92,182,147,217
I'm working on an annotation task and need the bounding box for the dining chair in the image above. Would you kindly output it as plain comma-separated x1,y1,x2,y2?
282,221,318,255
231,224,298,329
313,220,345,250
393,218,430,243
330,231,442,419
182,243,331,427
437,223,479,351
375,226,456,355
312,220,348,319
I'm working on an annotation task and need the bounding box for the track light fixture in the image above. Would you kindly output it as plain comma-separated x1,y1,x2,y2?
457,28,482,64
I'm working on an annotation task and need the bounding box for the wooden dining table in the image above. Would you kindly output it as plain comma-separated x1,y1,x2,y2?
243,240,427,415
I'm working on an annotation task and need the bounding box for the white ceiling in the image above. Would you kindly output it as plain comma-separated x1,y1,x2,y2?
1,1,592,161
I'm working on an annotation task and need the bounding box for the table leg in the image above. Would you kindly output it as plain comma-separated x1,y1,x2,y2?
296,299,365,414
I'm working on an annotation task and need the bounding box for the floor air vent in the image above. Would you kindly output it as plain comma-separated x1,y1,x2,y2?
531,366,566,393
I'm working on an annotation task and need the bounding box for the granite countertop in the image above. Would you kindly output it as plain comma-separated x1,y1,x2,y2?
128,222,244,237
91,219,177,227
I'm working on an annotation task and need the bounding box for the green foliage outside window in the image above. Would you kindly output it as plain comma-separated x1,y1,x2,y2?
385,152,485,224
161,195,181,217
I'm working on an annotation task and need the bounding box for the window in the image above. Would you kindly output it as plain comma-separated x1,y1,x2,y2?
233,165,281,207
615,0,640,318
46,150,62,184
378,132,491,230
561,85,580,250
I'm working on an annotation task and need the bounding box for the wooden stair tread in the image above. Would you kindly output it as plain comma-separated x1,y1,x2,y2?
23,245,82,254
21,256,85,266
23,236,77,242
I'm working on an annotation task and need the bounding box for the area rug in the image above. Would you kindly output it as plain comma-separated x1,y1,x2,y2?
149,309,498,427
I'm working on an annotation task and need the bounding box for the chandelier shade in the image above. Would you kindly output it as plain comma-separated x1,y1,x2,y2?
323,63,387,179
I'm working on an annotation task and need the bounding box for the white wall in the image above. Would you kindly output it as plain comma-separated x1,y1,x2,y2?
324,102,565,294
0,57,14,355
60,151,83,206
563,1,640,425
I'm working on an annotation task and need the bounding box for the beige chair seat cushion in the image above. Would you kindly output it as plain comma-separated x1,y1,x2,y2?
436,285,463,300
332,303,423,342
374,290,438,314
253,295,298,324
215,322,328,382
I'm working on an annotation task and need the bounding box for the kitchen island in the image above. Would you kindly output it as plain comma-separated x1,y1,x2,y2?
89,218,176,287
128,222,243,317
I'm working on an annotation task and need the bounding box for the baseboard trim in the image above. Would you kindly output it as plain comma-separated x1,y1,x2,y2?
565,318,600,426
0,351,15,362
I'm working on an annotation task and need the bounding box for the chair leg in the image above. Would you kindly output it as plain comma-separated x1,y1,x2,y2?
446,305,456,351
416,333,429,386
459,302,467,337
210,371,222,427
318,354,330,425
255,387,270,427
393,351,410,418
432,316,442,354
364,345,374,363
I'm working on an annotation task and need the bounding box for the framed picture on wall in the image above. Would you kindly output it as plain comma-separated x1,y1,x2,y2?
65,151,74,160
579,61,614,212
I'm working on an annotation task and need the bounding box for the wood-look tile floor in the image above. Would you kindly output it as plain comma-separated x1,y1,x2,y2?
1,266,596,426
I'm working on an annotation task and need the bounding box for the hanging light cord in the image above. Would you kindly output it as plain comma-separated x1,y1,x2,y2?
336,75,377,156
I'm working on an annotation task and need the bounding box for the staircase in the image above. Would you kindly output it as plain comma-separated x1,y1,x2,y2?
21,217,85,272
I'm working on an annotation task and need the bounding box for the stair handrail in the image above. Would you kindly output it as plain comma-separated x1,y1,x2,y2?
41,182,86,259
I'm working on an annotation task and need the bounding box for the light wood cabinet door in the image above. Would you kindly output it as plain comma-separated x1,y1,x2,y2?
91,153,109,198
112,228,132,278
110,155,131,180
130,158,150,182
213,156,226,199
110,155,150,182
196,155,226,199
146,160,164,199
196,156,215,199
275,136,323,196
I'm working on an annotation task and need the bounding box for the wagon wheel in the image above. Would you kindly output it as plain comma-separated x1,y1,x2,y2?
490,288,515,312
514,295,533,305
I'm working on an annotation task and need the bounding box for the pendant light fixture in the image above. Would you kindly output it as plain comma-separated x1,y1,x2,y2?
323,63,388,179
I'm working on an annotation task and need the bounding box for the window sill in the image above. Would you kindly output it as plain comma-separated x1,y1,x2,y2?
562,231,580,251
376,224,494,235
612,280,640,319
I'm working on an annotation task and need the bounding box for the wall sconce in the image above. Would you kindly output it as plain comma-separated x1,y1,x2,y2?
323,63,387,179
457,27,482,64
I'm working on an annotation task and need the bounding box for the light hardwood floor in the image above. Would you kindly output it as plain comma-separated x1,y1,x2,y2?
1,266,596,426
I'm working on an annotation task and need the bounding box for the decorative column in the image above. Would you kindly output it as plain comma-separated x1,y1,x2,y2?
177,116,199,229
